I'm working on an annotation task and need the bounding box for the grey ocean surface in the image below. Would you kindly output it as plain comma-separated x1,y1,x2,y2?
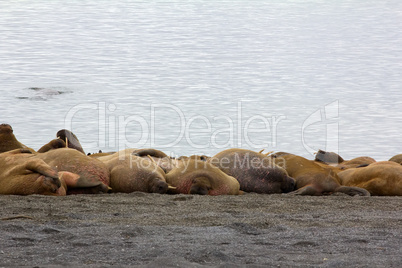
1,1,402,160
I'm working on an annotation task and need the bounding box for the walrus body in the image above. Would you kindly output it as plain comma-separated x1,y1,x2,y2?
388,154,402,165
337,161,402,196
272,152,370,196
0,149,65,195
209,149,295,194
98,149,169,194
0,124,33,153
336,156,376,170
166,159,241,195
36,148,110,194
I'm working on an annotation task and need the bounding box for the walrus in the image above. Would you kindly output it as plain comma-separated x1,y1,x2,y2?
208,149,295,194
0,124,33,153
56,129,85,154
314,150,376,171
337,161,402,196
166,159,241,195
271,152,370,196
0,148,72,195
98,149,169,194
315,149,344,165
388,154,402,165
35,148,111,194
336,156,376,170
37,139,67,153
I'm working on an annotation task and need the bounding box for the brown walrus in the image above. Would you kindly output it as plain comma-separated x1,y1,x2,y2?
35,148,110,194
166,159,241,195
56,129,85,154
0,149,70,195
336,156,376,170
314,150,376,172
209,149,295,194
271,152,370,196
388,154,402,165
337,161,402,196
98,149,169,194
0,124,33,153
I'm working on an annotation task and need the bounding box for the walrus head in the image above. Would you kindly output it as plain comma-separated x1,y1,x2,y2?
0,124,13,134
56,129,85,154
315,149,344,164
189,177,211,195
149,179,169,194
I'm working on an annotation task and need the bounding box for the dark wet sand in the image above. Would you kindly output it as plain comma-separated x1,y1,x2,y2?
0,193,401,267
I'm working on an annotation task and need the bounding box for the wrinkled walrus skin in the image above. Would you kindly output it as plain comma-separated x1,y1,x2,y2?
166,159,241,196
209,149,295,194
337,161,402,196
271,152,370,196
98,149,169,194
0,149,66,195
35,148,110,194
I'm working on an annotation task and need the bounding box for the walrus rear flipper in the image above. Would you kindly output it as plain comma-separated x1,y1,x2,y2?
335,186,370,196
288,185,322,196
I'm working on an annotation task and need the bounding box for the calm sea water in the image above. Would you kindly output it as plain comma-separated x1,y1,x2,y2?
1,1,402,160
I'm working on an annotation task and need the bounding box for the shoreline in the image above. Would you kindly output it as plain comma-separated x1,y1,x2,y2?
0,193,401,267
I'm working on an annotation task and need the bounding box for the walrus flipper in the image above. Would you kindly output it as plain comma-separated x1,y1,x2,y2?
25,159,58,179
288,185,321,196
335,186,370,196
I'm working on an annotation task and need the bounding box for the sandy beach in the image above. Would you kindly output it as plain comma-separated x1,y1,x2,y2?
0,193,400,267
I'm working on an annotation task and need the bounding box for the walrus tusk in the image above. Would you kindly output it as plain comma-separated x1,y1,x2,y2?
264,151,273,156
258,149,264,153
65,137,69,148
168,185,177,190
147,155,158,165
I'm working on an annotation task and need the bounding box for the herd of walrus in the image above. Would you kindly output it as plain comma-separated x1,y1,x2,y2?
1,123,401,196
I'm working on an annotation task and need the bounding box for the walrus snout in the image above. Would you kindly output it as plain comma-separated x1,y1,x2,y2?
150,180,168,194
189,184,210,195
282,176,296,193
